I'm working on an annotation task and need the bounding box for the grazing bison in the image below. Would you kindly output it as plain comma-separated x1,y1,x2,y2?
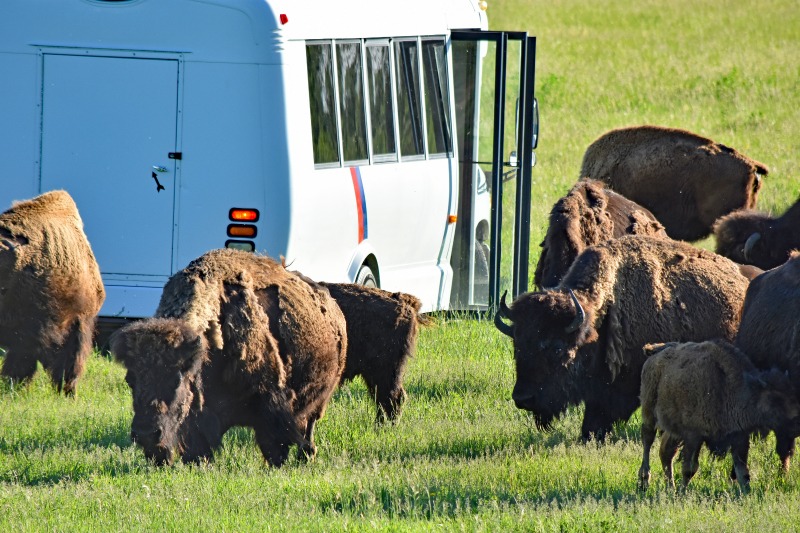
638,340,800,492
580,125,769,241
713,196,800,270
736,252,800,472
112,248,346,466
534,178,667,289
495,235,750,440
320,282,425,423
0,190,105,395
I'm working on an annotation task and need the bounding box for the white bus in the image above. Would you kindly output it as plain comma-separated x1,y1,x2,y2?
0,0,538,328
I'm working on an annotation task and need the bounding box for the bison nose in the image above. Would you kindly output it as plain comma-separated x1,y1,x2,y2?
512,391,537,411
130,424,162,444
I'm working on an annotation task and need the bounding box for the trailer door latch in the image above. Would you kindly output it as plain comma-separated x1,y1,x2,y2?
168,152,182,160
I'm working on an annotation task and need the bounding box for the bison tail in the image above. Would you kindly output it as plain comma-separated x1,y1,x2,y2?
57,315,95,396
754,161,769,176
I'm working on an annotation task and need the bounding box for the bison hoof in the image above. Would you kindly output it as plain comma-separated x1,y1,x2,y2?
637,470,650,492
297,442,317,463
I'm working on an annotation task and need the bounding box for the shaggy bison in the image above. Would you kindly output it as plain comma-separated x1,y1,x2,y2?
112,249,346,466
713,196,800,270
580,125,769,241
320,282,425,423
0,190,105,395
495,235,750,440
638,340,800,492
534,178,667,289
736,252,800,472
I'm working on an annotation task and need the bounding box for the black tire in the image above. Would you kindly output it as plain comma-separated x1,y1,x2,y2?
355,264,378,288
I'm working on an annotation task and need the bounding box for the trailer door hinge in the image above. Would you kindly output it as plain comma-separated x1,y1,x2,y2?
168,152,182,160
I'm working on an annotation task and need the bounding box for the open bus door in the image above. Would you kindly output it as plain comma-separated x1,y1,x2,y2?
449,31,538,310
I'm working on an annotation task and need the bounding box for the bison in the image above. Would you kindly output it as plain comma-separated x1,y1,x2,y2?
713,196,800,270
111,248,346,466
735,251,800,472
638,340,800,492
580,125,769,242
0,190,105,395
534,178,667,289
320,282,425,423
495,235,750,440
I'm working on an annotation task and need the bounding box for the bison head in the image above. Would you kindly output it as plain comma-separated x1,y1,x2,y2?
713,208,792,270
111,318,208,465
495,289,598,430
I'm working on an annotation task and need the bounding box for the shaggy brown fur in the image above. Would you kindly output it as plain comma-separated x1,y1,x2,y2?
735,252,800,472
638,340,800,492
713,196,800,270
580,125,769,241
496,235,751,440
534,179,667,289
112,249,346,466
0,190,105,395
320,282,426,423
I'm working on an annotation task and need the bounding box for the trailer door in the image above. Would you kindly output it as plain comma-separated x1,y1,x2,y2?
40,53,179,279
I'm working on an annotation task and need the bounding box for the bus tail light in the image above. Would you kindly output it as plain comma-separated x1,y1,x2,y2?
229,208,260,222
227,224,257,238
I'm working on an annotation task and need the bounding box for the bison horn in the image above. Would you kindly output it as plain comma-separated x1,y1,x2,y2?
565,289,586,334
743,232,761,261
494,291,514,338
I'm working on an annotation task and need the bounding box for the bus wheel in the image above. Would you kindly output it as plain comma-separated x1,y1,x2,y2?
355,264,378,288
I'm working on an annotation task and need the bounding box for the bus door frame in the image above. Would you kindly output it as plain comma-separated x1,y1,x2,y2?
450,30,537,308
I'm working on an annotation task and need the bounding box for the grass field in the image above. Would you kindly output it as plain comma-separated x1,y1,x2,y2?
2,0,799,531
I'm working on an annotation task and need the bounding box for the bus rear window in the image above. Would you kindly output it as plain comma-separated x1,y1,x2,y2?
336,41,368,164
394,40,424,159
422,38,452,156
306,42,340,166
365,43,397,162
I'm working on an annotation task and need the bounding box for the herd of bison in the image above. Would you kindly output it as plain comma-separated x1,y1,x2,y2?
1,125,799,493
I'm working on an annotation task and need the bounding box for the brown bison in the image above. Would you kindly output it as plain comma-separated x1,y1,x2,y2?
320,282,425,423
713,196,800,270
580,125,769,241
534,178,667,289
735,251,800,472
495,235,750,440
638,340,800,492
111,248,346,466
0,190,105,395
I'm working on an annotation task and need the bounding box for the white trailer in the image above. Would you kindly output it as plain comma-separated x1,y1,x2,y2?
0,0,537,326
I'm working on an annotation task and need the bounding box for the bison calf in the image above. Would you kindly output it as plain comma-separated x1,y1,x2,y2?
0,190,105,395
638,340,800,492
580,125,768,241
321,282,424,423
713,196,800,270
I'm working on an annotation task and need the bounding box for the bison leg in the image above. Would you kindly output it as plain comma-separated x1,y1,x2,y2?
364,375,407,424
297,415,318,462
730,435,751,493
638,420,657,491
774,429,796,474
0,338,40,388
680,438,703,489
659,432,681,490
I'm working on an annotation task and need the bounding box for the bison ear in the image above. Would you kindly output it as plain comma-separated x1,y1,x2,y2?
108,328,130,366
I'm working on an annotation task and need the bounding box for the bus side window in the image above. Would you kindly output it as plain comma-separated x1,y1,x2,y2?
394,39,424,159
336,41,368,164
306,42,340,166
365,43,397,163
422,38,452,156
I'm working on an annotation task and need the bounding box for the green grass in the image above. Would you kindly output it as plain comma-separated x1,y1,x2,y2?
2,0,800,530
3,320,800,531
